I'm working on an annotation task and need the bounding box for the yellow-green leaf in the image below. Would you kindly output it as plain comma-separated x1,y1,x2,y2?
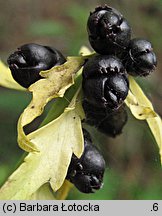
128,76,153,109
29,181,73,200
125,76,162,164
79,46,92,56
0,95,84,200
147,117,162,156
0,60,25,90
79,46,96,58
18,56,84,152
55,180,73,200
29,183,56,200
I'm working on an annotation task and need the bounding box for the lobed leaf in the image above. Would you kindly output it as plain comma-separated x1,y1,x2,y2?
0,60,25,90
125,76,162,164
79,46,93,56
55,180,73,200
29,181,73,200
29,183,56,200
17,56,84,152
0,93,84,200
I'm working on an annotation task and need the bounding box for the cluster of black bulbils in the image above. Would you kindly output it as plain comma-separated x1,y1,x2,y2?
7,5,157,194
82,5,157,135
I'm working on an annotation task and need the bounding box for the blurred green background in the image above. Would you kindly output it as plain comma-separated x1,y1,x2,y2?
0,0,162,200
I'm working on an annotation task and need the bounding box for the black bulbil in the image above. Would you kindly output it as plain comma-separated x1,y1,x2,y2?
87,6,131,55
7,43,66,88
125,38,157,76
82,55,129,109
66,129,105,193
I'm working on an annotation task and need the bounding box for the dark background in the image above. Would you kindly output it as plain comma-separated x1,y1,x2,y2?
0,0,162,199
